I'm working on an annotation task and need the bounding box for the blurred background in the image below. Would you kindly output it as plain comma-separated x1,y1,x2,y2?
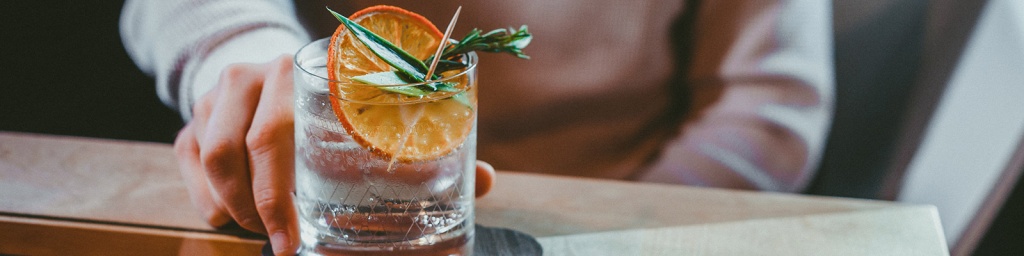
1,1,1021,255
0,1,182,143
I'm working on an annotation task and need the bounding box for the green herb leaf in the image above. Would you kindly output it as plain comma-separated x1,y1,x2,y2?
351,71,429,97
352,71,472,108
440,25,532,60
424,25,532,75
452,92,472,110
328,8,430,82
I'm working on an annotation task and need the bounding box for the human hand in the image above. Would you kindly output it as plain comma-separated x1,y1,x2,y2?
173,55,496,255
173,55,298,254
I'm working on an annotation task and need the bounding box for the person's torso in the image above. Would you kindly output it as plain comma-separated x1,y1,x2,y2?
298,0,686,178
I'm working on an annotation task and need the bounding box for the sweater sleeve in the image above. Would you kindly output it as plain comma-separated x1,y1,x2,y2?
120,0,311,120
638,0,834,192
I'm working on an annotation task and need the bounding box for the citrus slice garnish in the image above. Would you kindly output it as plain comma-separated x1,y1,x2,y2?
327,5,476,162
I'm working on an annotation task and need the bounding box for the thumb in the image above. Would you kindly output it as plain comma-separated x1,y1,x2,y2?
475,160,496,198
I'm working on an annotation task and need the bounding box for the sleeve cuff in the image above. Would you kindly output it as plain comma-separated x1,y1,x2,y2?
183,28,308,120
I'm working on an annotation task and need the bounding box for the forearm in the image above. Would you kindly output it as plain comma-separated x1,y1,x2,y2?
639,0,834,192
120,0,310,120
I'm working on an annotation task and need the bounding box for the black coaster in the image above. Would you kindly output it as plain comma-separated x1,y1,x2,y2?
473,224,543,256
262,224,542,256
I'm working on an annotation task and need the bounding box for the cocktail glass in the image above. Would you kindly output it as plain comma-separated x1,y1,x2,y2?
293,38,477,255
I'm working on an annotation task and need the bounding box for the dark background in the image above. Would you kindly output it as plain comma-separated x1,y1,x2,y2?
1,1,182,143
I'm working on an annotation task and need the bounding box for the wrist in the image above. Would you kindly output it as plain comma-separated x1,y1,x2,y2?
186,28,307,120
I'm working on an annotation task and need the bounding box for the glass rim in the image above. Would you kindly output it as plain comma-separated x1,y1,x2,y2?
294,37,478,88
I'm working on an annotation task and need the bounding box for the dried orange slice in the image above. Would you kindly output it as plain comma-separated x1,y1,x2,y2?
327,5,476,162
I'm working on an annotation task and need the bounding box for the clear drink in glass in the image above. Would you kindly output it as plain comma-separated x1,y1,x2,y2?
293,38,477,255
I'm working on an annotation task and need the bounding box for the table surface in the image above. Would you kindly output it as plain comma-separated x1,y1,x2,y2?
0,132,950,255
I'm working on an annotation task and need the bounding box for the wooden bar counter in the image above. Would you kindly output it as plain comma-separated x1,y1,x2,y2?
0,132,949,255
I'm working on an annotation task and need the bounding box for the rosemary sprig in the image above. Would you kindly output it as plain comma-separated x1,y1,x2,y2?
428,26,532,73
447,26,533,59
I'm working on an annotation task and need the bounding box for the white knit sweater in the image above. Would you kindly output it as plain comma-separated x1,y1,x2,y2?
121,0,834,192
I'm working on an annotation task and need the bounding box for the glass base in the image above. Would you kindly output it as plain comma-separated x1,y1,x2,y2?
265,225,543,256
299,232,472,256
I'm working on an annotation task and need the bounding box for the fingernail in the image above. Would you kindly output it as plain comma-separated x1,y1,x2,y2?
271,232,291,254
